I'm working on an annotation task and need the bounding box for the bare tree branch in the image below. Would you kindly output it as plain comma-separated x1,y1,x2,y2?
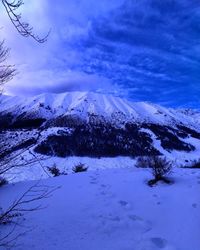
1,0,50,43
0,181,59,248
0,41,16,93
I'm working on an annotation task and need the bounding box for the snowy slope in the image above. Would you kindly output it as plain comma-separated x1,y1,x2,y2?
0,91,200,127
1,167,200,250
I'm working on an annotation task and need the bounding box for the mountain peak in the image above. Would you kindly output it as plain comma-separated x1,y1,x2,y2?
0,91,200,128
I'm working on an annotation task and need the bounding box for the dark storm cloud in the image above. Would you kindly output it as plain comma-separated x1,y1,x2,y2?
74,0,200,107
1,0,200,108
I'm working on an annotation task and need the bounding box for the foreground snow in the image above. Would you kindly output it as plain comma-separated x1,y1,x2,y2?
1,167,200,250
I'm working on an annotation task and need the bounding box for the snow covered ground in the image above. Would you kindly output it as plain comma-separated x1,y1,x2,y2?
3,148,200,184
1,165,200,250
3,155,136,183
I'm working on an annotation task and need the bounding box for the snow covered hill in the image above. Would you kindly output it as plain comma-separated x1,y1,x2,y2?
1,91,200,160
1,167,200,250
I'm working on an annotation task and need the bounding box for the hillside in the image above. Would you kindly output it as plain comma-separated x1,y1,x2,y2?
0,92,200,162
1,92,200,162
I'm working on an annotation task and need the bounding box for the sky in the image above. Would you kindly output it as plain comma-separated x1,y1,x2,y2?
0,0,200,108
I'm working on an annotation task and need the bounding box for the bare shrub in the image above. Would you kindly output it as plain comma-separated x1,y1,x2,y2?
150,157,172,178
48,164,61,177
73,163,88,173
47,164,68,177
0,177,8,187
148,156,172,186
136,156,172,186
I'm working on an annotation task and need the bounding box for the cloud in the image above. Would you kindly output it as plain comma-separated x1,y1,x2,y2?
0,0,123,96
0,0,200,108
75,0,200,107
5,69,113,96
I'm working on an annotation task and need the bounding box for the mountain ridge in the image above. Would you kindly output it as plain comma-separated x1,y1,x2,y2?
1,91,200,160
0,91,200,128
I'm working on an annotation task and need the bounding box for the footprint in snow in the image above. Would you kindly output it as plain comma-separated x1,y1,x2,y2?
128,214,152,233
128,214,143,221
100,191,106,195
97,214,122,233
118,200,131,209
137,237,176,250
89,175,99,184
109,215,121,222
89,176,97,181
90,181,98,184
151,237,167,249
192,203,197,208
98,185,115,199
99,184,113,193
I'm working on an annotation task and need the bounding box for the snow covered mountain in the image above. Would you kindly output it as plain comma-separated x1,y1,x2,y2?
1,91,200,159
1,91,200,126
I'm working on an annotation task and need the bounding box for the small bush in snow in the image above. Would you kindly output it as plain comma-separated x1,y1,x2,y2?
136,156,172,186
47,164,68,177
0,177,8,187
48,164,61,177
73,163,88,173
147,156,172,186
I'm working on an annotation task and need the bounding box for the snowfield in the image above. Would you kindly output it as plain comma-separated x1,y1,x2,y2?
2,151,200,184
1,166,200,250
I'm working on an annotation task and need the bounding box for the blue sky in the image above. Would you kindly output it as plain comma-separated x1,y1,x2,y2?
0,0,200,108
